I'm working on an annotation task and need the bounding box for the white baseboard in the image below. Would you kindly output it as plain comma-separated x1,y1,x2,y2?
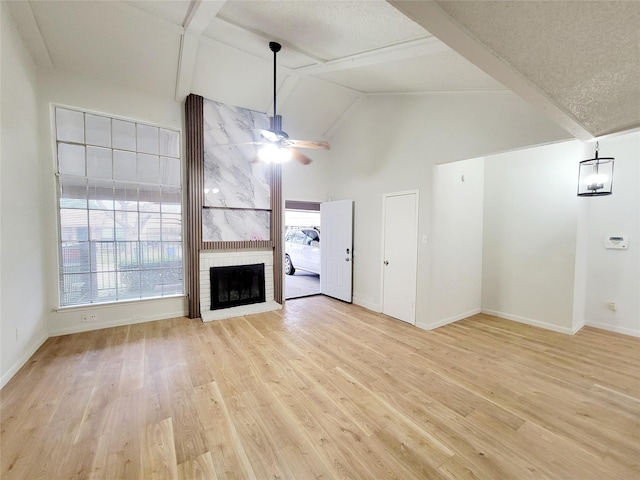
586,321,640,338
481,309,577,335
49,310,187,337
1,332,48,389
429,308,482,330
352,295,380,313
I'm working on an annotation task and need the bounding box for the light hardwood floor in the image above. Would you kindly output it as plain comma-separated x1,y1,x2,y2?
1,296,639,479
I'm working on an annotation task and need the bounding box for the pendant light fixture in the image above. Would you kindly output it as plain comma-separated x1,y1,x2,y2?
577,142,614,196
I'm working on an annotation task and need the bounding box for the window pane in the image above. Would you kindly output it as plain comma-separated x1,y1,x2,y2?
114,211,138,240
162,242,182,263
140,241,162,268
60,209,88,241
87,146,112,179
118,270,140,300
140,268,181,297
161,213,181,241
58,143,86,176
60,273,91,306
137,153,160,183
94,271,117,301
113,119,136,151
158,269,183,295
161,186,181,213
140,213,161,241
86,114,111,147
113,149,137,181
59,176,87,209
91,242,116,272
139,185,161,212
137,124,159,154
159,128,179,158
56,108,84,143
117,241,139,269
61,241,89,273
140,269,162,297
89,180,114,210
89,210,114,241
114,182,138,211
160,157,181,186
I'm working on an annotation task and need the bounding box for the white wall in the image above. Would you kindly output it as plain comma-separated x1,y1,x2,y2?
430,158,484,328
326,92,571,326
1,4,49,386
36,69,187,336
481,133,639,337
282,150,332,203
578,132,640,336
482,141,583,333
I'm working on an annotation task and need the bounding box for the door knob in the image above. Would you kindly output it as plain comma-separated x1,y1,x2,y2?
384,260,389,265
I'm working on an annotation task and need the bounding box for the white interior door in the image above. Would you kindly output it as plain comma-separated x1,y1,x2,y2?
320,199,353,302
381,191,419,324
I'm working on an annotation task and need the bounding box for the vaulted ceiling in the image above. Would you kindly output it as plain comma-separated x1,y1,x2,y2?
8,0,640,141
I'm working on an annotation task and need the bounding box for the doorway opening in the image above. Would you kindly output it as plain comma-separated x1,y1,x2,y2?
284,200,321,299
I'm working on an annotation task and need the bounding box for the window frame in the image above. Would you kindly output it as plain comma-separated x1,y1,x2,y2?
53,104,185,308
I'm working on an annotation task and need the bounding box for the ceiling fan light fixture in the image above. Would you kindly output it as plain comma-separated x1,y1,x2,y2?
251,41,327,166
258,144,291,163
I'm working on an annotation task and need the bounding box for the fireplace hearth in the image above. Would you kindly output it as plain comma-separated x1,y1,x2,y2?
210,263,265,310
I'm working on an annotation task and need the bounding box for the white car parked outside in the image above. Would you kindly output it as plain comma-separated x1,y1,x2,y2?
284,228,320,275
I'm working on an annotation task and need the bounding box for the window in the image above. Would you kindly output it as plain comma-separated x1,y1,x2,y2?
55,107,183,306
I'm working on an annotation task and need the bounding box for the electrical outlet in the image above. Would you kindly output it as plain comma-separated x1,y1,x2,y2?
81,313,89,323
132,314,143,321
89,313,97,322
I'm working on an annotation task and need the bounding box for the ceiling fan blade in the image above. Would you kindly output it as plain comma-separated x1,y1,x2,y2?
211,141,262,148
290,148,313,165
288,139,330,150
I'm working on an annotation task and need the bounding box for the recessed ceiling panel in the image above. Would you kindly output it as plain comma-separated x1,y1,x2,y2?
125,0,191,26
317,50,506,93
215,0,429,61
30,1,181,98
202,18,319,69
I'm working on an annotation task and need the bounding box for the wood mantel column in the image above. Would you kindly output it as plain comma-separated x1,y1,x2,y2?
185,94,204,319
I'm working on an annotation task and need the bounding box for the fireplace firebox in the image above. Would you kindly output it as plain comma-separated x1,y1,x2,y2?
210,263,265,310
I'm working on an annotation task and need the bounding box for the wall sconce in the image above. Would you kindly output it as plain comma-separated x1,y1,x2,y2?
577,142,614,196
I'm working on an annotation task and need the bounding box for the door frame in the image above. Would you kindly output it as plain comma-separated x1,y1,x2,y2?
283,200,321,301
379,189,420,323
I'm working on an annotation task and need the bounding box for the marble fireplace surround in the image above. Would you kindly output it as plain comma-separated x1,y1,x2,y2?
200,249,281,322
185,94,284,319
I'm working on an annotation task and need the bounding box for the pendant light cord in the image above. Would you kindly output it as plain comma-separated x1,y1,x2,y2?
273,46,277,118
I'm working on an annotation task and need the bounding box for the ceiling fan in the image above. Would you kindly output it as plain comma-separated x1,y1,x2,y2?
256,41,330,165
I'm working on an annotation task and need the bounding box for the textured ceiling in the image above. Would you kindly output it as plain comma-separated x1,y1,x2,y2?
215,0,429,61
317,49,504,93
8,0,638,140
432,1,640,137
